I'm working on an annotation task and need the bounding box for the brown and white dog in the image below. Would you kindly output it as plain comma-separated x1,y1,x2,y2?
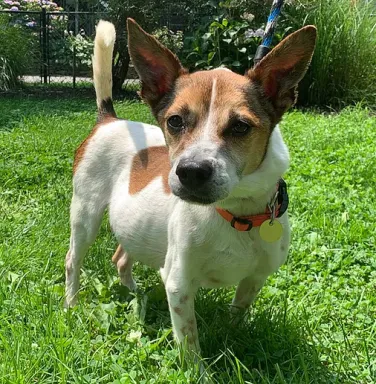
65,19,316,353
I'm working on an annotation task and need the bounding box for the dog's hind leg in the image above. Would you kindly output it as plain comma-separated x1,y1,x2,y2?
65,194,106,307
111,245,137,291
230,275,266,314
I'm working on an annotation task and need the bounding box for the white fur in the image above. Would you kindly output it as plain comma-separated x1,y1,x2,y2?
93,20,116,108
202,78,217,140
65,20,291,354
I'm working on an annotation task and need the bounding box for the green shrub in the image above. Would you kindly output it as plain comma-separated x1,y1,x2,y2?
152,27,184,54
183,10,286,72
0,15,31,90
67,31,95,72
283,0,376,108
184,0,376,109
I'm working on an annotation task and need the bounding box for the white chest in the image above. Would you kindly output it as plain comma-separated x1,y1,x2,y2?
166,204,290,289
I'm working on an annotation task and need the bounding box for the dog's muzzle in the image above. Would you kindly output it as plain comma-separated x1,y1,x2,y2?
175,159,213,189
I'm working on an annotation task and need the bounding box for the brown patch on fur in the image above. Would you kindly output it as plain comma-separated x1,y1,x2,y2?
73,117,117,174
181,319,198,344
188,333,197,344
129,146,171,195
179,295,188,304
181,325,194,335
173,307,183,315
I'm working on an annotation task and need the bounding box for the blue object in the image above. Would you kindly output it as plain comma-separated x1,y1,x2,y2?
254,0,284,66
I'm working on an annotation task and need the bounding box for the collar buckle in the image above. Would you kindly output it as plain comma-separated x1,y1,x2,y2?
277,178,289,218
230,217,253,231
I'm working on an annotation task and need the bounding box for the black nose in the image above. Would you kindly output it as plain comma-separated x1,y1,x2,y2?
176,160,213,189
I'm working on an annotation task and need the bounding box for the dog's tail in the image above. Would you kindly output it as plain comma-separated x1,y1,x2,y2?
93,20,116,121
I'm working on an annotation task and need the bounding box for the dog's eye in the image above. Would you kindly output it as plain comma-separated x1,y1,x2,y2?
232,121,251,137
167,115,184,133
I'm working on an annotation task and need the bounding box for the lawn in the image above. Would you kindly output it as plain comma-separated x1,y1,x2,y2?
1,95,375,383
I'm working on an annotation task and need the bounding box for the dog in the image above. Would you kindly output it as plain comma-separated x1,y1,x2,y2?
65,18,316,354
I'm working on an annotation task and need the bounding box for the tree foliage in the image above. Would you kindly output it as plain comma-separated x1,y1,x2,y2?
102,0,219,92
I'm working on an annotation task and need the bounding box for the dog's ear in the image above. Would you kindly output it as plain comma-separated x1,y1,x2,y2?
127,18,187,110
247,25,316,114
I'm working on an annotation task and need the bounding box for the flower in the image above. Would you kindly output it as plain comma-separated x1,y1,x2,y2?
245,28,265,39
10,5,19,9
242,12,255,23
4,0,13,4
254,28,264,38
126,330,142,343
245,29,255,38
26,21,37,27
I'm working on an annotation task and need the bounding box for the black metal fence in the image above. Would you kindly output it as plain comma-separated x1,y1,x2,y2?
0,6,190,88
0,9,105,87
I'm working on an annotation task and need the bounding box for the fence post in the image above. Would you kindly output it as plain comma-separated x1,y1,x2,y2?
73,9,79,88
73,45,76,88
41,8,48,84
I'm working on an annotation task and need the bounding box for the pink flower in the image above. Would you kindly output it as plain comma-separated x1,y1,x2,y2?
10,5,19,9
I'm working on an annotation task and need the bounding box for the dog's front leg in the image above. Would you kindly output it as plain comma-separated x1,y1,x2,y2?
162,262,200,352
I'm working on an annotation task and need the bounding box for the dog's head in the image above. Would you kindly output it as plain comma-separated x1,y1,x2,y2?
127,19,316,205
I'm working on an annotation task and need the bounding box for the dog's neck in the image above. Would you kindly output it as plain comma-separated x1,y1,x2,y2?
216,126,290,217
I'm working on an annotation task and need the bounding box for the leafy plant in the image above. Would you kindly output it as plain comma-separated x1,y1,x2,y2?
0,14,32,90
67,30,95,68
184,16,262,71
102,0,220,92
283,0,376,108
152,27,184,54
183,4,288,73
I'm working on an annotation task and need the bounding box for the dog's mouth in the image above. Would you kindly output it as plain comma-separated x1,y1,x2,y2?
172,185,228,205
177,192,216,205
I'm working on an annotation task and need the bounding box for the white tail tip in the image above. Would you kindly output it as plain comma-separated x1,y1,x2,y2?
95,20,116,50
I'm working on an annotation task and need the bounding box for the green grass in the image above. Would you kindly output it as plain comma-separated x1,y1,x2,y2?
1,96,375,383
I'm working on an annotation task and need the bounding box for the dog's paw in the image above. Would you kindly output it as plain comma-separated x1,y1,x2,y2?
119,275,138,292
229,304,247,325
64,295,78,308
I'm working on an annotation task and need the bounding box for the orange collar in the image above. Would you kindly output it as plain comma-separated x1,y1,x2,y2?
216,179,289,232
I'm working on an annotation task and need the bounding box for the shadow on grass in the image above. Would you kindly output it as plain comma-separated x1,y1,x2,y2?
0,85,141,132
0,81,139,101
194,291,340,383
126,282,340,384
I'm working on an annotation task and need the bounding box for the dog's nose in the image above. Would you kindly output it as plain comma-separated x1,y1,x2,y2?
176,160,213,189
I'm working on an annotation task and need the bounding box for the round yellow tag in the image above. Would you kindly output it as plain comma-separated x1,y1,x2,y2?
259,219,283,243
